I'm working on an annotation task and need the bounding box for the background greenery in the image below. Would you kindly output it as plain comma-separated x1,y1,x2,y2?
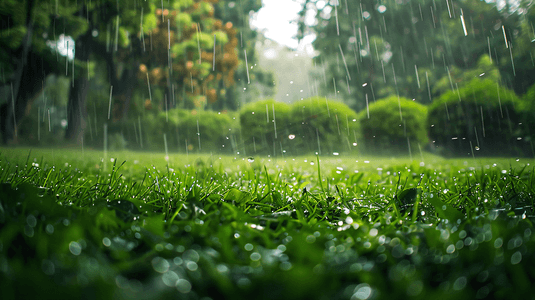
1,0,534,156
358,96,428,155
0,148,534,299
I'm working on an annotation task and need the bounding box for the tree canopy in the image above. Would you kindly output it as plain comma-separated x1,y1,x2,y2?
298,0,535,111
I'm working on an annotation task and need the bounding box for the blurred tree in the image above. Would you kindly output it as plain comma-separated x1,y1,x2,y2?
64,0,155,144
213,0,275,108
0,0,87,144
433,54,500,95
136,1,240,114
298,0,534,111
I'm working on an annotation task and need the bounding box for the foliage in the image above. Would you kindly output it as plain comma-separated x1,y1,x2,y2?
433,55,501,96
175,109,237,153
290,97,359,155
136,1,240,113
239,99,292,156
136,108,236,153
298,0,534,110
0,0,90,143
428,79,527,156
212,0,275,107
1,149,535,299
358,96,428,155
7,75,71,146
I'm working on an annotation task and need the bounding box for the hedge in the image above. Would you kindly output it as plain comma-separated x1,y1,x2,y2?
289,97,359,155
239,99,292,156
112,109,236,153
428,79,527,157
358,96,428,155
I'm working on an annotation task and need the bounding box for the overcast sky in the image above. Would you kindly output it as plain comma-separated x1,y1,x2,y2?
250,0,316,55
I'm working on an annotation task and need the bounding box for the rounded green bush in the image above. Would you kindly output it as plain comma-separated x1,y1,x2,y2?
358,96,428,155
239,99,292,156
290,97,360,155
141,109,235,153
428,79,526,157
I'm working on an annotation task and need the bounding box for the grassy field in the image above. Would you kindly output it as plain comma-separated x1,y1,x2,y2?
1,147,534,299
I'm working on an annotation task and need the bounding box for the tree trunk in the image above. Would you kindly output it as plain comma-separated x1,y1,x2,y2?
0,1,35,144
100,37,143,121
65,31,92,144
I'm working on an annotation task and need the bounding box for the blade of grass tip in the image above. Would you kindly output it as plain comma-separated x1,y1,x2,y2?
0,164,9,183
109,158,118,184
264,165,272,204
530,166,535,196
317,155,326,197
335,185,344,198
25,149,32,169
168,204,184,225
411,192,420,223
42,168,54,188
254,168,260,198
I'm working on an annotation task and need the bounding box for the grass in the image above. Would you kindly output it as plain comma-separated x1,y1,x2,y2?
0,147,534,299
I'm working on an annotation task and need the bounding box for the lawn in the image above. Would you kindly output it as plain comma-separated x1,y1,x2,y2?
0,147,534,299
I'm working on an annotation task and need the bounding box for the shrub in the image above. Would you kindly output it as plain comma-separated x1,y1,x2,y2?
177,109,236,154
239,99,292,156
290,97,360,155
17,103,68,147
108,133,128,151
358,96,428,155
428,79,526,157
140,108,235,153
140,109,186,151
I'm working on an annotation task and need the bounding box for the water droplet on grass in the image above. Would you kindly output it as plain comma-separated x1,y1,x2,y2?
69,241,82,256
186,261,198,271
162,271,179,287
151,257,169,273
41,260,55,276
176,279,192,293
250,252,261,261
453,276,467,290
280,261,292,271
45,224,54,234
511,251,522,264
352,284,372,299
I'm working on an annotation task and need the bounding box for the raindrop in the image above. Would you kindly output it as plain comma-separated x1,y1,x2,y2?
511,251,522,264
453,276,467,291
151,257,170,273
186,261,198,271
45,224,54,234
38,258,55,277
280,261,292,271
69,241,82,256
352,284,372,299
162,271,179,287
250,252,261,261
176,279,192,293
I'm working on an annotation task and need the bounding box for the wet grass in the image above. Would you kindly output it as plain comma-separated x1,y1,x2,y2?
0,147,534,299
